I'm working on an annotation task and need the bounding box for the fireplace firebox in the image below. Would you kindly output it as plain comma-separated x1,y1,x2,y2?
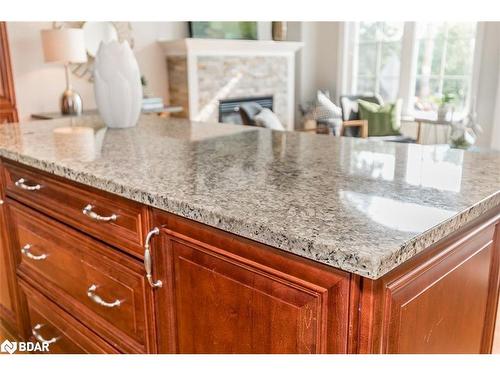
218,96,273,125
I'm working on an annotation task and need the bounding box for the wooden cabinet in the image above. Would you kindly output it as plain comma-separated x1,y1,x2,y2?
152,209,351,354
10,200,157,353
356,212,500,354
19,279,119,354
3,161,149,258
0,159,20,338
0,158,499,354
0,22,18,124
0,161,156,353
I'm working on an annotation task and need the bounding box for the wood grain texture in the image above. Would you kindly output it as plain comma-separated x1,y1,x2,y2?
3,160,148,258
152,209,351,354
9,199,157,353
0,23,18,123
19,279,119,354
0,158,22,337
355,207,500,354
2,157,500,354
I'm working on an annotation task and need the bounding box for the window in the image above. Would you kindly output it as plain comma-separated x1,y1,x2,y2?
349,22,478,118
354,22,404,101
414,22,477,118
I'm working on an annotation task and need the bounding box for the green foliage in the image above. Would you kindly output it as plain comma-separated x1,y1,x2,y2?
190,22,258,40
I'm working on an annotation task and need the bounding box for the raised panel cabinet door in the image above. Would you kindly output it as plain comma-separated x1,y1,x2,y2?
152,210,351,354
358,215,500,354
0,22,18,122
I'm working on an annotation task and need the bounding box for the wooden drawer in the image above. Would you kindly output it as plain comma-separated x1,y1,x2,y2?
9,200,157,353
19,279,119,354
3,161,147,258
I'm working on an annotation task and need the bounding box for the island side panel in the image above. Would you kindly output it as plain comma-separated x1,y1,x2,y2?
151,208,352,354
0,158,23,339
357,207,500,354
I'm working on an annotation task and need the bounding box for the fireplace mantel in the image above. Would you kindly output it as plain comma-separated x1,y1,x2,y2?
158,38,303,56
158,39,303,130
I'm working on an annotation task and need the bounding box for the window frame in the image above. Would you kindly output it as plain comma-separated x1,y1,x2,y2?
352,23,405,101
343,22,480,119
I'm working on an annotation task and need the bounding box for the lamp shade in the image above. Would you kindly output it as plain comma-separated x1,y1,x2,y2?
41,28,87,64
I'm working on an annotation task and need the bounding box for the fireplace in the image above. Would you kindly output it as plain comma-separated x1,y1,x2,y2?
218,96,273,125
159,39,303,130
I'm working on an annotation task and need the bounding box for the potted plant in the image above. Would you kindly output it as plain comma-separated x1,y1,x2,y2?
436,92,457,121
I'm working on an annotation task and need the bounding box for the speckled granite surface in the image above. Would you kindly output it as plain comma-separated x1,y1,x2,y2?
1,115,499,279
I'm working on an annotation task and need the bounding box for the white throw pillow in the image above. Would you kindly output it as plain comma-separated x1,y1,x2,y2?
254,108,285,131
317,91,342,119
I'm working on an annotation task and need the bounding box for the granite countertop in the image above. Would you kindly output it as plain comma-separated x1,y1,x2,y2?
1,115,499,279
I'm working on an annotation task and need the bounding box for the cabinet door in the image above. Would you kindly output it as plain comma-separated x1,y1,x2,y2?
153,210,351,354
0,160,19,336
0,22,18,122
358,216,500,354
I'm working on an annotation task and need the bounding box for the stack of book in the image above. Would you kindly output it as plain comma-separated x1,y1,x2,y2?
142,97,164,113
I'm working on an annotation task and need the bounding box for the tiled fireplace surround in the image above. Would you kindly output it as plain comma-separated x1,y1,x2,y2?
159,39,303,130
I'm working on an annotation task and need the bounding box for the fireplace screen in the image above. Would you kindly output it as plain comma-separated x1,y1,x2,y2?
218,96,273,125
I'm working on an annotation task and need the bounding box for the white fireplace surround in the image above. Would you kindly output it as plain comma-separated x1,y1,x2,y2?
158,38,303,130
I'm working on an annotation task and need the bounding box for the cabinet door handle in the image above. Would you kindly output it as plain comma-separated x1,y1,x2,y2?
144,227,162,288
87,284,121,308
32,324,59,344
15,178,41,191
82,204,117,222
21,244,47,261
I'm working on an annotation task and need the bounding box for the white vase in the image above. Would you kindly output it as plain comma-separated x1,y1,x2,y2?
94,40,142,128
437,105,449,122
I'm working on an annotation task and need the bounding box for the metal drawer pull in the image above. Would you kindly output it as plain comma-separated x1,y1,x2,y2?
0,199,4,205
32,324,59,344
82,204,117,222
21,244,47,261
15,178,41,191
87,284,121,308
144,227,162,288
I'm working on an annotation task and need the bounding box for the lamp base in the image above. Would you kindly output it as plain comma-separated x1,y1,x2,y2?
60,89,83,115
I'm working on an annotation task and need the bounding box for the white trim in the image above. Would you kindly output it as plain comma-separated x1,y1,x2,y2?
398,22,418,117
158,38,303,56
335,22,348,101
470,22,485,115
491,52,500,150
286,54,296,130
349,23,359,95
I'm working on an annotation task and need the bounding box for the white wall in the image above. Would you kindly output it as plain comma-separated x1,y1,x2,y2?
289,22,340,106
7,22,188,120
475,22,500,148
490,56,500,150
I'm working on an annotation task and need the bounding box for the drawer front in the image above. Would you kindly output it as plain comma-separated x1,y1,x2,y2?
10,200,156,353
20,279,119,354
3,161,146,257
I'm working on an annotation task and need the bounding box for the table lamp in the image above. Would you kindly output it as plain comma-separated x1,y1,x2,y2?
41,28,87,115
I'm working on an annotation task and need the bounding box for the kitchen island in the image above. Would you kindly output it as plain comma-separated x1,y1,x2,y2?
0,115,499,353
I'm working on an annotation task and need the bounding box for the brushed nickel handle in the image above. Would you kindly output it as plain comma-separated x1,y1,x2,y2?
32,324,59,344
87,284,121,308
82,204,117,222
15,178,41,191
144,227,162,288
21,244,47,261
0,199,4,205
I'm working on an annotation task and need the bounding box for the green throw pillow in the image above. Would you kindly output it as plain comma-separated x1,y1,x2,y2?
358,99,402,137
